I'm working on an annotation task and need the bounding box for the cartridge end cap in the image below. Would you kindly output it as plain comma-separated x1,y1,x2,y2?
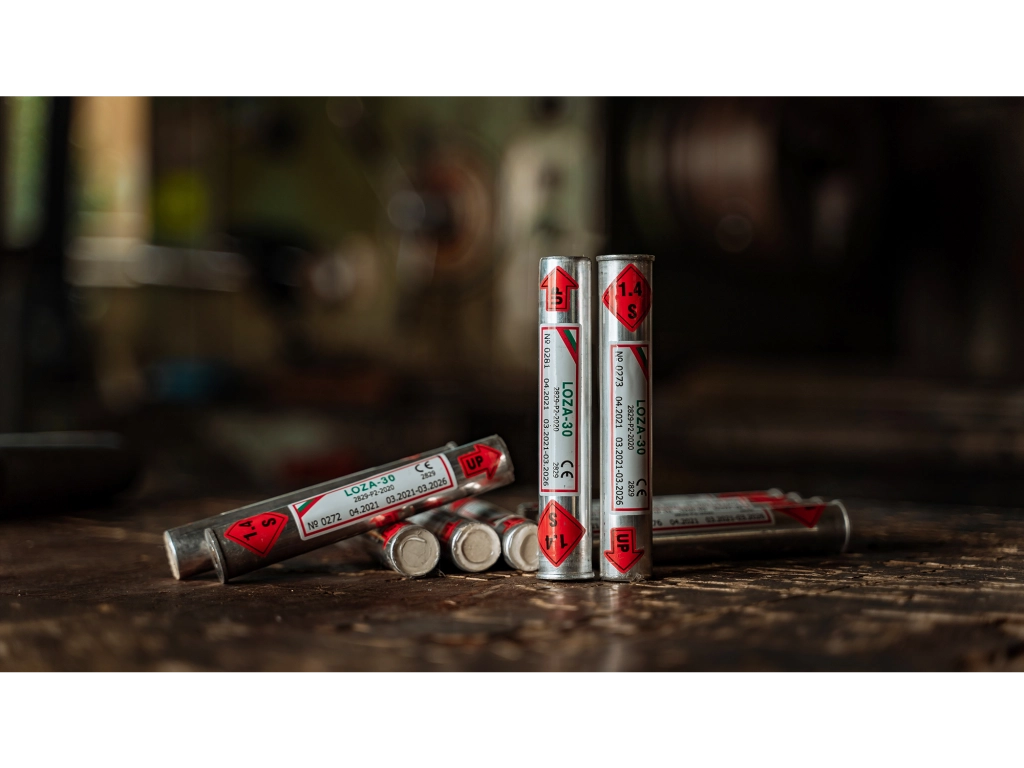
394,527,441,578
203,528,230,585
835,499,852,553
505,521,539,572
452,522,501,572
163,530,182,580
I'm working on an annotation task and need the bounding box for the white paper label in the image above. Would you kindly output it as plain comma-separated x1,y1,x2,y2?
540,324,581,494
653,498,773,531
610,343,650,512
289,455,455,539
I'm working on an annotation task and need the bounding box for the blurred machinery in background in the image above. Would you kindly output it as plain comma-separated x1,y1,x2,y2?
605,98,1024,502
606,98,1024,378
64,97,603,408
6,96,1024,503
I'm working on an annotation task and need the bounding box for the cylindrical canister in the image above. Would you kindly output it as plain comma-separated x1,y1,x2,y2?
516,490,787,521
410,509,502,573
448,498,539,572
360,521,440,578
164,441,458,579
597,254,654,581
199,435,514,583
537,255,594,580
516,491,850,563
644,494,850,563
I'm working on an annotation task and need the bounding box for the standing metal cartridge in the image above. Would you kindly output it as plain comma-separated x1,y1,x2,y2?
598,254,654,581
537,255,594,581
193,435,513,584
449,498,539,571
410,509,502,573
359,521,440,578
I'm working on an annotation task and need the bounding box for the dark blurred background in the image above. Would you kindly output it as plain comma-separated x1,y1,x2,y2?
4,96,1024,509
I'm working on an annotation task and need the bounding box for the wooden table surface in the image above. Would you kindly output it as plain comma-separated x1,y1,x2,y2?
3,491,1024,671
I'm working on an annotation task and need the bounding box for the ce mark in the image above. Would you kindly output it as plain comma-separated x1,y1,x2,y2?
414,460,434,473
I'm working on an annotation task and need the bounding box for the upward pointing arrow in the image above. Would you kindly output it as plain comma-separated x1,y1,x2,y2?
540,267,579,312
457,444,503,481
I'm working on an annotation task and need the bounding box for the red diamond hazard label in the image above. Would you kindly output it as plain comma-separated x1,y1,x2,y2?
225,512,288,557
537,500,586,567
776,503,826,528
602,264,651,332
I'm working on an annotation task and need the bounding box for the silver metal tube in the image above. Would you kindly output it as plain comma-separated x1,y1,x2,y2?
448,498,539,572
537,255,593,580
410,509,502,573
164,441,457,579
518,491,850,563
201,435,514,583
597,254,654,581
516,490,786,521
360,522,440,578
647,496,850,562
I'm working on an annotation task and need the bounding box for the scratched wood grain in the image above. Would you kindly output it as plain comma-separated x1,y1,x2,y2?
1,494,1023,671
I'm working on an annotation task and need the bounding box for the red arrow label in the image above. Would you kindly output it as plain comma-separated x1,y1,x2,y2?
540,267,579,312
537,500,586,567
224,512,288,557
775,503,825,528
602,264,651,332
604,526,645,573
457,444,503,480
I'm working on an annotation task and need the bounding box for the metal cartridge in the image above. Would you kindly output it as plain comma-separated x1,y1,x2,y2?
645,495,850,563
410,508,502,573
598,254,654,581
517,489,784,521
537,255,594,580
164,441,458,579
518,491,850,563
449,498,539,571
194,435,513,584
360,521,440,578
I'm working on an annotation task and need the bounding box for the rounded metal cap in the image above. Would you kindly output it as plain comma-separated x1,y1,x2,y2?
164,530,182,580
503,521,539,572
450,521,501,572
834,500,852,553
390,525,440,578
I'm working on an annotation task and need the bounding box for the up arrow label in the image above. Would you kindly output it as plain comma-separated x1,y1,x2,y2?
540,267,579,313
457,444,503,481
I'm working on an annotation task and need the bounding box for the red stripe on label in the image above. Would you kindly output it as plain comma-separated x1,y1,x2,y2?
440,520,460,543
379,521,411,545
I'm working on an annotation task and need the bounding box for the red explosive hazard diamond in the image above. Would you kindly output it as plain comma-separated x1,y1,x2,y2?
224,512,288,557
602,264,651,332
776,503,825,529
537,501,586,567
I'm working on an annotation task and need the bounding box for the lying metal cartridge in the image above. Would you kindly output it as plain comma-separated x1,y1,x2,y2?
170,436,513,583
409,508,503,573
517,491,850,564
359,521,440,578
449,498,539,571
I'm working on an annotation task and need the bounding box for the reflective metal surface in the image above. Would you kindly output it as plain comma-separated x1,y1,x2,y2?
201,435,514,583
538,255,593,580
598,254,654,581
